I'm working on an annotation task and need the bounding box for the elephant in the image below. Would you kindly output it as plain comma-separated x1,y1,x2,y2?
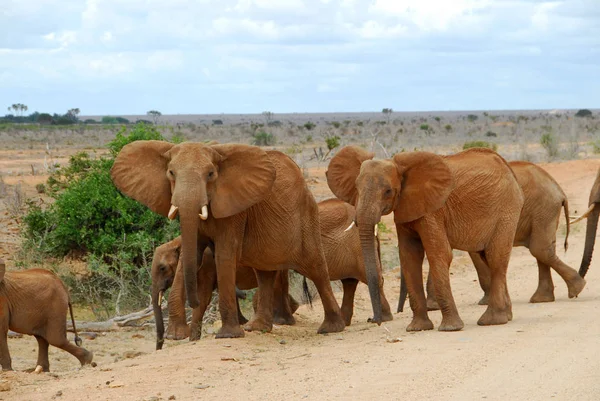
326,146,524,332
398,160,587,312
111,141,345,338
0,259,93,372
151,237,299,350
572,166,600,278
316,198,392,325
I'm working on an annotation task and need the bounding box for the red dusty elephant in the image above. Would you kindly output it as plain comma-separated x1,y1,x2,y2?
112,142,345,338
327,146,524,332
0,259,93,371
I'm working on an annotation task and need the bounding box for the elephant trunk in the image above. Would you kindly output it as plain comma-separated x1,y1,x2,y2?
180,207,201,308
151,284,165,350
579,204,599,278
358,221,383,325
397,269,408,313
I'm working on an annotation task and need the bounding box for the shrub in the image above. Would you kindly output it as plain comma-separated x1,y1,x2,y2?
420,124,430,131
467,114,478,122
20,123,179,315
212,119,223,125
330,121,341,129
485,131,497,137
252,131,274,146
35,183,46,194
115,117,130,124
575,109,593,118
304,122,316,131
540,133,559,159
444,124,452,132
462,141,498,151
101,116,119,124
325,135,340,151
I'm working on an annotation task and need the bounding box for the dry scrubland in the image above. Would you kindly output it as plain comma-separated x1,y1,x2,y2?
1,110,600,400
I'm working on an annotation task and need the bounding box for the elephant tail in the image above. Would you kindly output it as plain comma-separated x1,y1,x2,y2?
563,198,570,252
302,277,313,309
68,300,83,347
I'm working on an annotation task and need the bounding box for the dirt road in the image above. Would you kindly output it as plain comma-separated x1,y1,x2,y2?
3,159,600,400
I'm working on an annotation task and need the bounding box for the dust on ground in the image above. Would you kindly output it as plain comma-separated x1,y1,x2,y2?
1,147,600,400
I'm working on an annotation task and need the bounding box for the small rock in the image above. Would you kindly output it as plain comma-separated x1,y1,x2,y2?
195,384,210,389
53,390,63,398
0,380,11,392
168,396,176,400
123,351,143,359
279,339,287,345
386,337,402,343
108,382,124,388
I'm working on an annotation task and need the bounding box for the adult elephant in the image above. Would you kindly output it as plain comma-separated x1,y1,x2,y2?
399,160,587,312
327,146,524,331
572,167,600,278
112,142,345,338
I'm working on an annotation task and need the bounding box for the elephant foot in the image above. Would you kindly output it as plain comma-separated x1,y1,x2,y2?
244,316,273,333
216,325,245,339
166,322,190,340
341,308,353,326
529,289,555,303
289,295,300,314
426,298,440,311
406,316,434,332
367,311,394,324
81,350,94,366
25,365,49,373
438,316,464,331
477,307,510,326
273,314,296,326
317,314,346,334
567,276,586,299
478,293,490,306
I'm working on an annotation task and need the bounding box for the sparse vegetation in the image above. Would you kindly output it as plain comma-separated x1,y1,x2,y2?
575,109,593,118
540,132,559,159
252,131,275,146
463,140,498,151
147,110,162,125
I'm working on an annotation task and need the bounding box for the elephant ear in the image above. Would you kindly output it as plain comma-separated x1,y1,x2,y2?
210,144,276,218
393,152,454,223
326,146,374,205
110,140,174,217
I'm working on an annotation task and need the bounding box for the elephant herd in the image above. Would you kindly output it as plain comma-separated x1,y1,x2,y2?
1,142,600,372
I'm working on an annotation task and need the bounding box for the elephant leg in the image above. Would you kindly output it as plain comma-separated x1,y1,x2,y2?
190,263,219,341
34,335,50,372
477,244,513,326
529,239,586,299
469,251,491,305
236,297,249,325
214,241,245,339
166,262,190,341
45,328,93,367
0,325,12,371
425,271,440,310
421,233,463,332
341,278,359,326
529,260,555,303
272,270,296,326
398,232,433,332
379,282,393,322
296,255,345,334
244,270,276,333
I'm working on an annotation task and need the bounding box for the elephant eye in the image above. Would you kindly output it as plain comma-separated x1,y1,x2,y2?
384,188,393,197
207,170,215,179
159,265,166,272
168,170,174,177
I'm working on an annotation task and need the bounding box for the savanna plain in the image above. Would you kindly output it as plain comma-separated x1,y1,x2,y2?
1,110,600,400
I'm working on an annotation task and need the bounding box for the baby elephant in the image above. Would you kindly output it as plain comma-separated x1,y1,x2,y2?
151,240,299,349
0,259,93,372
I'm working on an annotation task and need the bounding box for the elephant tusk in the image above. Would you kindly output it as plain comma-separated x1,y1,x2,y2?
168,205,179,220
374,223,378,237
571,204,595,224
199,205,208,221
158,291,164,306
344,220,356,232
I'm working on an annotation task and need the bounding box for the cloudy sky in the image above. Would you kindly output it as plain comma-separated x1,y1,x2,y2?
1,0,599,115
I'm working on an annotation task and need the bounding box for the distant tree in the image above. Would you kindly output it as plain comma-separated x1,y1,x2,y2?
115,117,130,124
37,113,53,125
575,109,593,118
467,114,478,122
147,110,162,125
101,116,119,124
66,108,80,123
382,108,393,124
8,103,28,117
262,111,273,126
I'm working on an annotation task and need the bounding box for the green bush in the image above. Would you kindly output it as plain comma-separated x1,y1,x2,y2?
462,141,498,151
540,133,559,159
575,109,592,118
101,116,119,124
304,122,316,131
21,123,179,316
252,131,275,146
325,135,341,151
